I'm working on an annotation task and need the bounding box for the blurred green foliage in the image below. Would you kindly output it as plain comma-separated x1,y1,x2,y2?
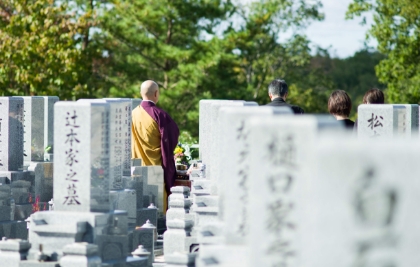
347,0,420,104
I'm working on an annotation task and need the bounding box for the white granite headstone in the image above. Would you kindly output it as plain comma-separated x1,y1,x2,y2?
198,100,226,162
247,116,343,267
358,104,407,138
0,97,24,171
219,106,293,245
299,138,420,267
54,101,110,212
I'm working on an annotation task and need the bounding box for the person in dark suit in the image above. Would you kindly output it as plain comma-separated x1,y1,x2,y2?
265,79,304,114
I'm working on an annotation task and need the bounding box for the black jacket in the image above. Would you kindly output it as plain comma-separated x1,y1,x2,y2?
265,97,304,114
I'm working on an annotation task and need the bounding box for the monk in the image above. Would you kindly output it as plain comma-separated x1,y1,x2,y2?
131,80,179,211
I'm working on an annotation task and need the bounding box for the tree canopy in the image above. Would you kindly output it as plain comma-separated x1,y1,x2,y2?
0,0,386,136
347,0,420,104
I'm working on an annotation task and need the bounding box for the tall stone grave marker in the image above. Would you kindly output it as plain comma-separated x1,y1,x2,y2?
0,97,24,171
358,104,408,138
298,138,420,266
247,116,343,267
198,100,226,163
400,104,419,138
54,101,110,212
19,97,45,163
105,98,132,177
43,96,59,161
219,106,293,245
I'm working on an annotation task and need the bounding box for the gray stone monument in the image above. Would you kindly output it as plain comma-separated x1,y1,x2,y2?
43,96,59,162
54,101,110,212
18,97,45,163
0,97,24,171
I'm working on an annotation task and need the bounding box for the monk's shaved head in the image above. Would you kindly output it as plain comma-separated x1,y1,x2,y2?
140,80,159,99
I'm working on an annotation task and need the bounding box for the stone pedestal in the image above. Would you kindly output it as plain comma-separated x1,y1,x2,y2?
164,220,195,255
0,238,31,267
59,242,102,267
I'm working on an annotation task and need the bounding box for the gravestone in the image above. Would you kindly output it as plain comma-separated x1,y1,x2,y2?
297,137,420,266
54,101,110,212
219,106,293,245
19,97,45,163
104,98,132,177
400,104,419,138
246,115,343,267
358,104,407,138
0,97,31,239
43,96,59,161
198,100,226,163
0,97,24,171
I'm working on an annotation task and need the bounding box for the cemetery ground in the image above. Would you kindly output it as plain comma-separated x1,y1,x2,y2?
0,96,419,267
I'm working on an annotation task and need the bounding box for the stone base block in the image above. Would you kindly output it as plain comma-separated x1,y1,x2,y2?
136,208,157,227
0,206,12,221
96,234,129,262
164,232,196,256
197,222,224,245
20,261,60,267
195,245,248,267
126,256,149,267
0,220,27,239
27,210,128,261
0,171,30,183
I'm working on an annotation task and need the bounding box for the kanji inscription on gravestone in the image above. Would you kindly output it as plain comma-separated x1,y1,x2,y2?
63,110,81,205
367,113,384,137
263,133,297,266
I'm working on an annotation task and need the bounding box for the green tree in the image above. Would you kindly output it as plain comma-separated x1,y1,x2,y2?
347,0,420,104
0,0,99,99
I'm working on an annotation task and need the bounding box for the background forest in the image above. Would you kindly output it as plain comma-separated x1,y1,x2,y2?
1,0,418,137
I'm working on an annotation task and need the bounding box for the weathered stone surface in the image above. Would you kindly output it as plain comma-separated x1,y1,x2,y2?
0,97,24,171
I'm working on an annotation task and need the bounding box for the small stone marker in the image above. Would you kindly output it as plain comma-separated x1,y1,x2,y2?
0,97,24,171
54,101,110,212
358,104,409,138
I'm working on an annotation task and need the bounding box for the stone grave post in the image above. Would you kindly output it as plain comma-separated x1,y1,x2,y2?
296,137,420,266
26,101,130,265
219,106,293,245
0,97,30,239
245,115,344,267
357,104,411,138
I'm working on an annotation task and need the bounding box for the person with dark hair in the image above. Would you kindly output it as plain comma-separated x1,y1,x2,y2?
328,90,354,129
362,88,385,104
265,79,304,114
354,88,385,131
